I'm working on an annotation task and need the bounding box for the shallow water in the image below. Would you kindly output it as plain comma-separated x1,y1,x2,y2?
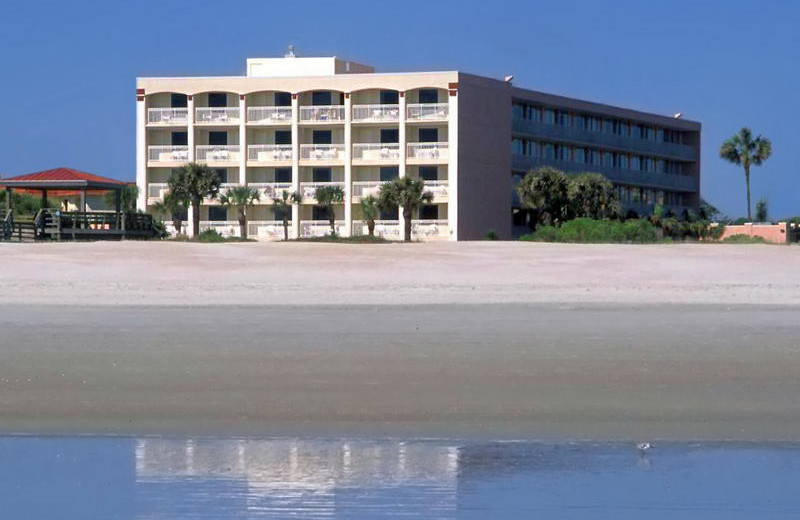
1,437,798,519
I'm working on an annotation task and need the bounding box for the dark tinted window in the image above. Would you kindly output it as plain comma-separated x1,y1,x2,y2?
275,130,292,145
312,130,332,144
171,132,187,146
380,90,399,104
312,205,331,220
380,206,399,220
418,128,439,142
170,94,187,108
419,166,438,180
379,167,399,181
312,168,332,182
274,92,292,106
214,169,228,183
274,168,292,183
380,129,399,143
312,91,332,105
418,89,438,104
208,93,227,107
209,131,227,146
208,206,227,221
419,205,439,220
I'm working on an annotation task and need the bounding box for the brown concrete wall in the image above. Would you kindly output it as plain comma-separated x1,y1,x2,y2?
719,223,789,244
456,74,513,240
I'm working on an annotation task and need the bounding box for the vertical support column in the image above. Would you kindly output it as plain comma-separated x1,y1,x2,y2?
291,93,300,238
186,94,196,229
79,189,86,213
5,187,11,213
343,92,352,237
447,82,459,241
239,94,247,186
398,91,407,238
136,88,147,211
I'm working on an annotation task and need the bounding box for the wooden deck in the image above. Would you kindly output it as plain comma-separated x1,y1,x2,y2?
2,209,156,241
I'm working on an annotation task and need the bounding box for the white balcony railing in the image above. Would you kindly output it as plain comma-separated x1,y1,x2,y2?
299,105,345,123
407,142,449,161
352,220,401,239
247,220,289,240
147,183,169,200
247,144,293,164
300,220,347,237
351,181,387,198
299,144,345,163
352,143,400,163
299,181,345,200
352,104,400,123
196,145,241,163
247,106,292,124
424,180,449,199
412,219,450,240
195,107,241,124
407,103,449,121
248,182,293,200
147,108,188,125
199,221,239,236
148,145,189,164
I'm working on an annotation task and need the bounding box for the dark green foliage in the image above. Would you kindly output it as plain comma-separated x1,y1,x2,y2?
521,218,660,243
7,192,43,216
722,234,769,244
720,127,773,221
104,185,139,213
168,163,222,238
755,198,769,223
567,173,620,220
314,185,345,235
378,177,433,242
484,229,498,240
516,167,571,226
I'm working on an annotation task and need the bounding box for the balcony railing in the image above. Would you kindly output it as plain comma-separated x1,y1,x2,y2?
300,220,346,237
147,183,169,200
148,145,189,164
247,106,292,124
412,219,450,240
196,145,241,163
352,104,400,123
199,221,239,236
248,182,294,200
352,143,400,163
407,142,449,162
147,108,188,125
352,220,401,239
247,144,293,164
195,107,241,124
351,181,387,198
407,103,449,122
423,180,449,199
299,105,345,123
247,220,289,239
299,181,345,200
299,144,346,163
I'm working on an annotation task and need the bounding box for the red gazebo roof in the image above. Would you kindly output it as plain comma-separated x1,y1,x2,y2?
0,167,129,196
2,167,126,185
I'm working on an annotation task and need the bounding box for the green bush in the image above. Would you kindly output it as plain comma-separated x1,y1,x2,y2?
722,234,768,244
484,230,498,241
520,218,660,243
197,229,226,242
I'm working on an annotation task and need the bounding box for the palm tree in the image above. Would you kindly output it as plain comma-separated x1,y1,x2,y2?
360,195,380,237
272,190,302,241
720,127,772,221
314,185,345,235
104,184,139,213
378,177,433,242
219,186,261,239
150,191,187,235
168,162,222,239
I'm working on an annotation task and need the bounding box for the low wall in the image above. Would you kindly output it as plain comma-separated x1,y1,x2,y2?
718,223,789,244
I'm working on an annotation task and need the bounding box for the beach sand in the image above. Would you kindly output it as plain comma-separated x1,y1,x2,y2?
1,241,799,440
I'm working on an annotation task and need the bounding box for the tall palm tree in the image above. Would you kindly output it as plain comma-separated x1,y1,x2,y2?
314,185,345,235
272,190,302,241
168,162,222,238
720,127,772,221
150,191,187,236
360,195,380,237
378,177,433,242
219,186,261,239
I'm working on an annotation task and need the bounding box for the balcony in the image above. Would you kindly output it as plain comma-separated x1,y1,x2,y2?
352,143,400,164
199,221,239,236
196,145,241,165
247,144,293,166
247,106,292,125
148,145,189,165
351,181,386,200
146,183,169,203
352,220,401,239
406,103,449,122
147,108,188,125
195,107,241,125
300,220,346,237
299,105,345,124
423,180,449,200
247,220,290,240
299,181,345,201
352,104,400,123
407,142,449,164
412,219,450,240
299,144,345,165
248,182,293,200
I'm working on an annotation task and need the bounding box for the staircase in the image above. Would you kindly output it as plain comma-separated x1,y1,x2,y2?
2,210,44,242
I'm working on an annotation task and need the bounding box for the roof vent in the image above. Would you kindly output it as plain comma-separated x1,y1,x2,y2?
285,45,296,58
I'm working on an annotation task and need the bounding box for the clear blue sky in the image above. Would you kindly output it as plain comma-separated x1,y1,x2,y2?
1,0,797,218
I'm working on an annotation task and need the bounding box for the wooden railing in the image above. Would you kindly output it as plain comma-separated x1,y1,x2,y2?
33,209,155,240
1,209,12,240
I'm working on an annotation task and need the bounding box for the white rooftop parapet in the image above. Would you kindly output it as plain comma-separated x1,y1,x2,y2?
246,56,374,78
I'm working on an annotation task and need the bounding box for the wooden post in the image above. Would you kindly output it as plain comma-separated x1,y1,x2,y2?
4,188,10,213
79,189,86,212
41,189,48,209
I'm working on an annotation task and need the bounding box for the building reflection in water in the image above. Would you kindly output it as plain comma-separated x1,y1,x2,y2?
135,438,460,519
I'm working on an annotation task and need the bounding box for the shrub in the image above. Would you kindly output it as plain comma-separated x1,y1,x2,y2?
484,230,498,240
722,234,768,244
520,218,659,243
197,229,226,242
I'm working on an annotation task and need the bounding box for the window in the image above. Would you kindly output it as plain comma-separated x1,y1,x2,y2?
170,93,187,108
380,90,399,105
418,128,438,142
529,106,542,122
312,130,332,145
274,168,292,183
379,207,399,220
512,138,524,155
544,109,555,124
380,167,399,181
380,129,399,143
603,152,613,167
214,168,228,183
272,207,290,221
544,143,555,160
603,119,614,134
419,166,438,181
574,115,586,129
619,122,629,136
274,130,291,145
512,103,524,120
312,205,331,221
419,205,439,220
171,131,187,146
208,92,227,108
208,206,227,221
573,148,586,164
590,118,602,132
557,144,571,161
630,125,641,139
312,91,332,106
619,155,629,169
208,131,227,146
630,156,641,171
274,92,292,107
418,89,438,104
312,168,332,182
556,111,571,126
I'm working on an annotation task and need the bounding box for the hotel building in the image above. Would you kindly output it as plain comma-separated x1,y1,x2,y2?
136,53,701,240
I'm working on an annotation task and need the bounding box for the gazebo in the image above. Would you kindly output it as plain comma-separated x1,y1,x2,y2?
1,167,153,240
